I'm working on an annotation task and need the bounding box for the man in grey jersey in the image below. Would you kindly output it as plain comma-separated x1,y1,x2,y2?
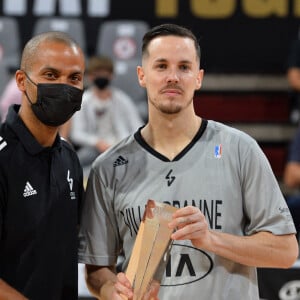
78,23,299,300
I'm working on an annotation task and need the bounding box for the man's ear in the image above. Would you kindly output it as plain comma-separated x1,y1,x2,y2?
15,70,26,92
195,69,204,90
137,66,146,88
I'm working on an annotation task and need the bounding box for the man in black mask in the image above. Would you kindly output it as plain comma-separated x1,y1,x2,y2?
70,55,143,177
0,31,85,300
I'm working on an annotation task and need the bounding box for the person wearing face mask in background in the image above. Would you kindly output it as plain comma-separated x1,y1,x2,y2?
70,55,144,178
0,31,85,300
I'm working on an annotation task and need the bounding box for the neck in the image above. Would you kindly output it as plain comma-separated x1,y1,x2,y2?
141,111,201,160
19,105,58,147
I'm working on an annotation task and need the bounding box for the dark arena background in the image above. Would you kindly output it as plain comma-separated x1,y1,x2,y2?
0,1,300,299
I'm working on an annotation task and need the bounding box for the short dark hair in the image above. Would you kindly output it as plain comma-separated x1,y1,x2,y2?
142,24,201,63
87,55,114,74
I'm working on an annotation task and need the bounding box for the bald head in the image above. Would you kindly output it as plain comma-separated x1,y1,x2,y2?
20,31,83,72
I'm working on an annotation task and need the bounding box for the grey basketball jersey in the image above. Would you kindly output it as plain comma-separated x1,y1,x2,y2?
78,119,296,300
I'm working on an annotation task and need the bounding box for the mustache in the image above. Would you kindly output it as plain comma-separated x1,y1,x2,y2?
160,84,183,93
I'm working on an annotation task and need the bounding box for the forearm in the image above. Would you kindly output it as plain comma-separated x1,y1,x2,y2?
86,265,117,299
0,279,28,300
204,231,298,268
170,206,299,269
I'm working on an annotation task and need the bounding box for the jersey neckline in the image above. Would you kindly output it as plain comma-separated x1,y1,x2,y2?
134,119,208,162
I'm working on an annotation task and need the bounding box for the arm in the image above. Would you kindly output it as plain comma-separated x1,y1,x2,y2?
284,161,300,188
284,127,300,188
169,206,299,268
287,68,300,91
0,279,28,300
85,265,133,300
85,265,160,300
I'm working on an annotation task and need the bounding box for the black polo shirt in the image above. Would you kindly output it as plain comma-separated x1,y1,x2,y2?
0,105,84,300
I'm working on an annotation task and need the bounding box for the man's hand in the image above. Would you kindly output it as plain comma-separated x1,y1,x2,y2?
168,205,211,249
101,273,160,300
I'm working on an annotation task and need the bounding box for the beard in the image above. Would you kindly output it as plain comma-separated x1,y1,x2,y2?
150,96,193,115
159,103,182,114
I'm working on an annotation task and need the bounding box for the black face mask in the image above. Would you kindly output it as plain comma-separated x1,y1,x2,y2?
93,77,110,90
24,73,83,127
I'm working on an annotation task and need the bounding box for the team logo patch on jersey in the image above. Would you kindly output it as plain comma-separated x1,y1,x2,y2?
113,155,128,167
166,169,176,186
214,144,222,159
23,181,37,197
67,170,76,200
0,136,7,151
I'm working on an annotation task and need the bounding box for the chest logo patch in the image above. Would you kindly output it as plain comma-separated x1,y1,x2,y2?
166,169,176,186
113,155,129,167
67,170,76,200
214,144,222,159
23,181,37,197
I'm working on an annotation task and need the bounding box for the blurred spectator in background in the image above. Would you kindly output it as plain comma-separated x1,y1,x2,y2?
0,75,22,122
287,36,300,124
70,55,144,176
283,125,300,237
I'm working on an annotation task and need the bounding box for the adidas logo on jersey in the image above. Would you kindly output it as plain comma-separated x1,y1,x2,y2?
23,181,37,197
113,155,128,167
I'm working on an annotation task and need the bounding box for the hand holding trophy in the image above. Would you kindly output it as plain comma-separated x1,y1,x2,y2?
123,199,178,300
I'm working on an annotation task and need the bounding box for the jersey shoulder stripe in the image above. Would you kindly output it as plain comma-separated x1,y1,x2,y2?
0,136,7,151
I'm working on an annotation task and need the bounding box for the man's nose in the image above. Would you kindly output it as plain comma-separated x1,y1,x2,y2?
166,68,179,83
57,77,69,84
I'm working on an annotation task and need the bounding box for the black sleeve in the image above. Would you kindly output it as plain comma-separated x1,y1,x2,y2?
0,168,7,240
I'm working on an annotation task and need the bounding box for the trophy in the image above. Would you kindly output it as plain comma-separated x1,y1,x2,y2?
124,199,178,300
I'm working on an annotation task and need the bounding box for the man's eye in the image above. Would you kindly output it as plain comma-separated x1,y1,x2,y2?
45,73,56,79
157,64,166,69
71,76,81,82
180,65,189,70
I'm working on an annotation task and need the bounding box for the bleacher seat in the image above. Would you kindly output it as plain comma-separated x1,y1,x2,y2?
96,20,149,120
96,20,149,62
33,17,87,54
0,17,21,71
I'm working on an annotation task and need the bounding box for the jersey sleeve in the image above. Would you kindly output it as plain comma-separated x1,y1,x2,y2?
240,137,296,235
78,166,120,266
